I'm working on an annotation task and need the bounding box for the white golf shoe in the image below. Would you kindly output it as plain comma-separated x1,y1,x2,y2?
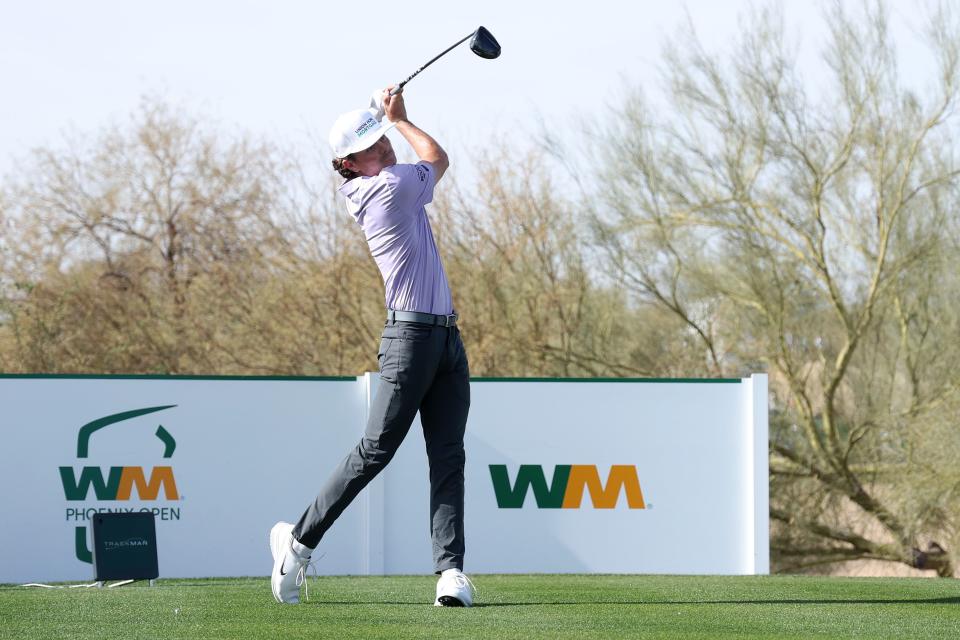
269,521,311,604
434,568,475,607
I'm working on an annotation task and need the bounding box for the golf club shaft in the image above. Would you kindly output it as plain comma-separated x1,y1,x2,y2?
390,31,474,95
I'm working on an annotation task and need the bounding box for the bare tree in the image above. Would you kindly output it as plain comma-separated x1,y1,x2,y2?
434,148,668,378
1,99,661,380
591,2,960,575
1,100,316,374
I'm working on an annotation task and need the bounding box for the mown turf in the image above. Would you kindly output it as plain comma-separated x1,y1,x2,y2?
1,575,958,639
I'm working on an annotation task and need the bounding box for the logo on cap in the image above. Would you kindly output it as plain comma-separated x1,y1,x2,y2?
355,117,378,138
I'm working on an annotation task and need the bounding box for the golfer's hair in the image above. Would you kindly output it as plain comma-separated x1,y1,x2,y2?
333,157,359,180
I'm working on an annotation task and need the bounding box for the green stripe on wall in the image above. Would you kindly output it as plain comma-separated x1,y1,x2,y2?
0,373,356,381
0,373,744,383
470,377,742,383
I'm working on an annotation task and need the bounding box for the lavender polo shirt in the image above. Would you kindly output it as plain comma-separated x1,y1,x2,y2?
338,161,454,315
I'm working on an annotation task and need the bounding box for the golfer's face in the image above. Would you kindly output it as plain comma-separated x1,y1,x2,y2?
351,136,396,176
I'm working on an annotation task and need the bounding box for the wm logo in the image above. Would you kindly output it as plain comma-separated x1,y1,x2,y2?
59,466,179,501
60,404,180,565
489,465,646,509
59,405,180,502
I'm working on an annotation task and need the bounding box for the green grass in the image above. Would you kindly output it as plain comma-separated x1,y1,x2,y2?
1,575,958,639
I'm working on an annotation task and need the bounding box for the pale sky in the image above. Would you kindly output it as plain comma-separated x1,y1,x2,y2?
0,0,933,179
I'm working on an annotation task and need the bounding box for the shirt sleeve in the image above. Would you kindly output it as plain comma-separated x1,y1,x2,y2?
383,161,436,212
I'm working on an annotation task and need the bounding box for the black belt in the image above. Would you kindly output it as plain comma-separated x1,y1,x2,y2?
387,309,458,327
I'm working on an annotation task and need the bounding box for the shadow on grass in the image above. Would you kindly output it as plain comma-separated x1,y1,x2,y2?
298,596,960,607
472,597,960,607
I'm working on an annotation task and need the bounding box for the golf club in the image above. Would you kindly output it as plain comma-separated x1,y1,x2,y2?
389,26,500,95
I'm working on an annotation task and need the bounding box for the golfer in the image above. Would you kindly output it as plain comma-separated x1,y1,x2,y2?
270,87,474,607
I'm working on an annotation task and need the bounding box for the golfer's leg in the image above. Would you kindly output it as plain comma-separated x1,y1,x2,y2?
420,329,470,573
291,376,415,548
292,330,437,549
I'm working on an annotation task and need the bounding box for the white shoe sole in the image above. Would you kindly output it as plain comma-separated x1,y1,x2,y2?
269,522,295,604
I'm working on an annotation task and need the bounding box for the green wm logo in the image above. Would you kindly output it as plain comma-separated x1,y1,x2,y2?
59,406,181,563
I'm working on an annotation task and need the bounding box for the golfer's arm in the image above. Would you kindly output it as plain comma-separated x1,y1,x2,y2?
394,120,449,182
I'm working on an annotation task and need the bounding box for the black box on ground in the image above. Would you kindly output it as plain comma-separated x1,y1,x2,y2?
91,512,159,581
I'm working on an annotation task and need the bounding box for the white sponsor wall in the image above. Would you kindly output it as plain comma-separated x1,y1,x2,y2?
0,374,767,583
0,376,365,584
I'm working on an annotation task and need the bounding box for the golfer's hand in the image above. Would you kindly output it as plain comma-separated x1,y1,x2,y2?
383,87,408,124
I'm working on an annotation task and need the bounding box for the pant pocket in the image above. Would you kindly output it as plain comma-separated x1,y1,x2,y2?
379,337,399,383
400,324,434,343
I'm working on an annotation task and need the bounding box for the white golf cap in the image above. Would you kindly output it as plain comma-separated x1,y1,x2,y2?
328,108,396,158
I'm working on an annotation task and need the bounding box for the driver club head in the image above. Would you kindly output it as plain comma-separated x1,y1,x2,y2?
391,25,501,95
470,26,501,59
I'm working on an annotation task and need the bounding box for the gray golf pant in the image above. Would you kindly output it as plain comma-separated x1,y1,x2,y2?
292,321,470,573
